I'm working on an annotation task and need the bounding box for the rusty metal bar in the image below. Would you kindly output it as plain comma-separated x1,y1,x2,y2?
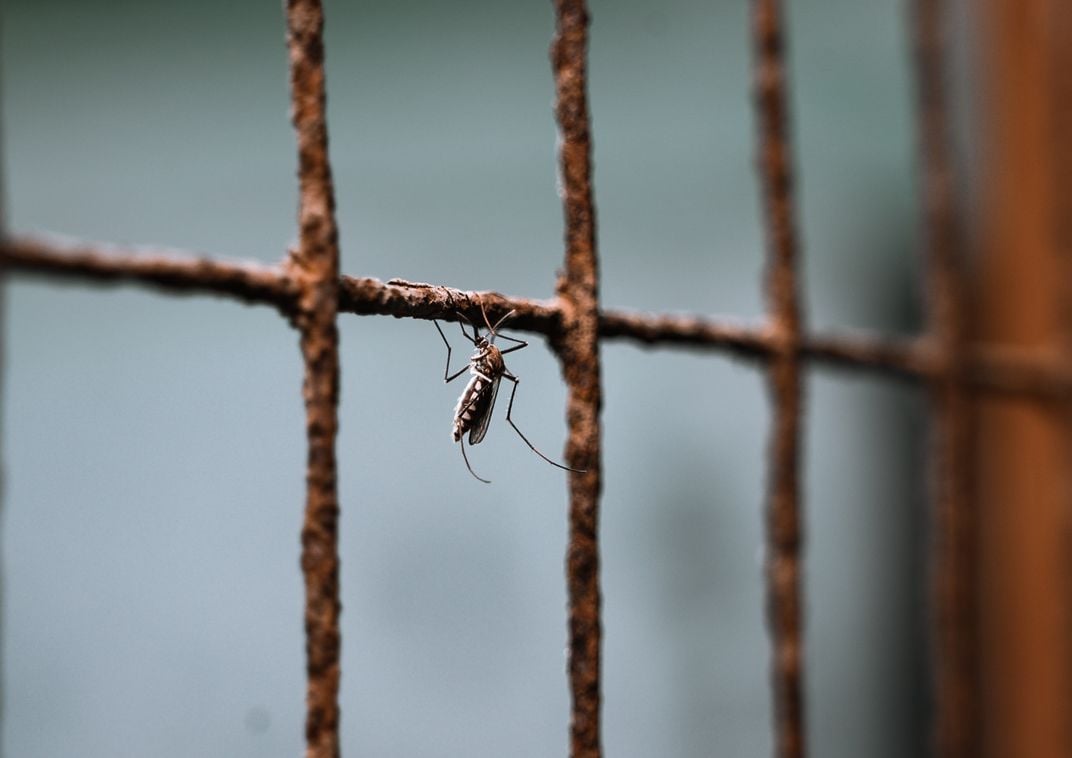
1055,6,1072,755
1051,19,1072,751
803,332,928,379
913,1,978,755
4,231,1070,407
339,276,562,333
0,233,295,309
751,1,806,756
549,2,604,756
284,0,343,756
969,344,1072,400
6,236,1072,402
971,1,1072,755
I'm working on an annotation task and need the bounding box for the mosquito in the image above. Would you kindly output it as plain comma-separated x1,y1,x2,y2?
433,302,585,483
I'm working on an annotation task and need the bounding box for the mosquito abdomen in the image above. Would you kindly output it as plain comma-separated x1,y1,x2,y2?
452,375,487,441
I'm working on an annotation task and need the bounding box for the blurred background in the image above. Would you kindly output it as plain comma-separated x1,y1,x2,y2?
1,0,941,756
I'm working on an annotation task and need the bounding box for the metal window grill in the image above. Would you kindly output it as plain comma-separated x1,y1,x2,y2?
2,1,1070,757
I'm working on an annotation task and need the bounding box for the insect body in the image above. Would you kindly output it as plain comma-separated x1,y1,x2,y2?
434,303,584,483
451,341,504,447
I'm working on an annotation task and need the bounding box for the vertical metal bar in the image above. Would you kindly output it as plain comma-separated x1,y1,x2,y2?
549,2,604,757
284,2,343,756
750,2,806,757
912,2,977,755
972,1,1072,755
1054,6,1072,350
1054,5,1072,750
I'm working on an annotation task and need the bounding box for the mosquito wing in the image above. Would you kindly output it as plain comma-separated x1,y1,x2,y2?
468,376,500,445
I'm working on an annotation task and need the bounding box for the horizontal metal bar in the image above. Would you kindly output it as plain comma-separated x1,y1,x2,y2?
3,233,1070,399
0,233,295,309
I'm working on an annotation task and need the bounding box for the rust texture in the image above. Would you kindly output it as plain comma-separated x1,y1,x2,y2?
969,344,1072,400
752,1,806,756
549,2,603,756
972,1,1072,755
6,234,1072,404
913,1,978,755
0,234,296,309
285,0,343,756
340,276,563,333
1052,9,1072,746
803,331,930,380
7,235,1072,402
0,1,1071,757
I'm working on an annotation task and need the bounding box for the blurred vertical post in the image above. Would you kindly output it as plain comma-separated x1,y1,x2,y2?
913,1,978,755
975,1,1072,756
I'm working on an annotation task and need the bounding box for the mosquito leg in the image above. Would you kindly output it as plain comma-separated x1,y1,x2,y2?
497,328,528,356
499,337,528,356
434,320,455,381
501,374,587,473
456,311,479,344
459,438,491,484
434,320,470,383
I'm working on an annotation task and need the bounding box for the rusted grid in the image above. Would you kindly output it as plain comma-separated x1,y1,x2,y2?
285,0,343,756
4,234,1072,401
3,4,1072,756
914,1,978,755
751,1,806,756
549,1,604,757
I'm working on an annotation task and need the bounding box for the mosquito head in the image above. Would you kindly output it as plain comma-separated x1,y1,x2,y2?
478,301,516,346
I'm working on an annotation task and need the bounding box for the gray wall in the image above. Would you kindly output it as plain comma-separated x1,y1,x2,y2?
2,1,928,755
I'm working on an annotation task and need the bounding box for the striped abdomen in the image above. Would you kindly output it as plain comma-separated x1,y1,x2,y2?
452,347,505,444
452,375,497,443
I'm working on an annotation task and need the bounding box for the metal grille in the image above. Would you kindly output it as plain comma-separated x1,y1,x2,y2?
2,1,1070,757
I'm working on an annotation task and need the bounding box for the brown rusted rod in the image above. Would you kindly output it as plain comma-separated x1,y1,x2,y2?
284,0,343,756
597,309,770,356
969,346,1072,401
549,1,604,756
804,332,929,379
807,337,1072,399
0,233,295,308
339,276,563,334
752,0,806,756
0,235,880,364
5,235,1071,401
913,0,978,755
